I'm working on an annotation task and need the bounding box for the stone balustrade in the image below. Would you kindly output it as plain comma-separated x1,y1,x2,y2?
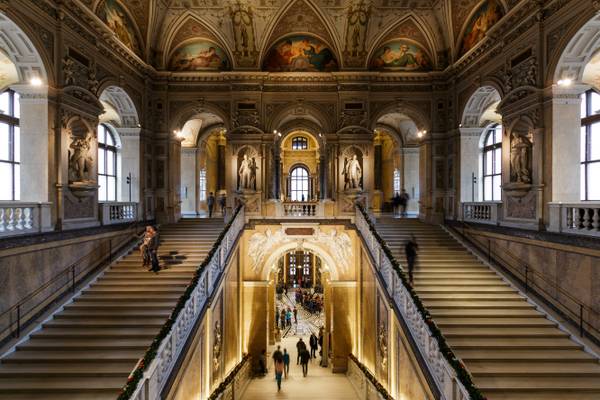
462,201,502,225
128,207,245,400
0,202,52,238
548,202,600,237
347,357,391,400
99,202,138,225
282,201,321,217
355,207,471,400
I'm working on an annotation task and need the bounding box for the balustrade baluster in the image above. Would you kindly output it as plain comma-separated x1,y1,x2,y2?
593,208,600,231
6,208,14,231
583,208,592,230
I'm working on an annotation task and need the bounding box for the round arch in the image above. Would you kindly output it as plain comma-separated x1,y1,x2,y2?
171,103,230,134
267,102,333,135
369,102,431,134
98,85,140,128
460,85,502,128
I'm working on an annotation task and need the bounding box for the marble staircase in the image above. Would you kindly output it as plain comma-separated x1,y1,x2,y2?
374,217,600,400
0,218,225,400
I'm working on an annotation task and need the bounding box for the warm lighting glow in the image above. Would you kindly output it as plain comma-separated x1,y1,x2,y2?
30,77,42,86
558,78,572,87
417,130,426,138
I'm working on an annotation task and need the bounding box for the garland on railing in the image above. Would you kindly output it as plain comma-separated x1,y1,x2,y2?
356,205,486,400
207,353,250,400
348,354,393,400
118,207,244,400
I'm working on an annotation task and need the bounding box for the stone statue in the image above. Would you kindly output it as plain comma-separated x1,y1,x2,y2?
229,0,255,58
238,153,257,190
345,0,370,57
510,132,532,184
249,157,258,190
378,322,388,369
69,134,94,183
212,320,222,374
342,154,362,190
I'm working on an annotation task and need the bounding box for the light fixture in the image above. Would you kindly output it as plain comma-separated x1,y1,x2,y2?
278,131,282,137
558,78,572,87
30,77,42,86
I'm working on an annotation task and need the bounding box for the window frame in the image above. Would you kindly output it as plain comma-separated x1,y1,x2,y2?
199,168,207,202
289,166,309,201
580,89,600,201
0,89,20,201
482,124,502,202
98,124,119,202
291,136,308,150
393,169,401,194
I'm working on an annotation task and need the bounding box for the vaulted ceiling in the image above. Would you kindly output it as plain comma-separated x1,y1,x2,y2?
88,0,517,71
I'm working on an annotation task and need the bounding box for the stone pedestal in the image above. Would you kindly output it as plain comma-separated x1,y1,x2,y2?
236,190,262,216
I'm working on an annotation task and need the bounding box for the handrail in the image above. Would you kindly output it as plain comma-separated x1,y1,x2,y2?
348,354,393,400
0,220,142,345
451,219,600,341
119,206,245,400
355,204,482,400
207,354,251,400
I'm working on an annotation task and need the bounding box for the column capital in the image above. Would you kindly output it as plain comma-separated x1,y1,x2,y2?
11,84,48,103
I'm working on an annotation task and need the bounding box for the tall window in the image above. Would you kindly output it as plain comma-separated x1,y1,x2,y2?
580,90,600,200
199,169,207,201
393,169,401,194
0,90,20,200
291,136,308,150
482,124,502,201
290,166,309,201
98,124,118,202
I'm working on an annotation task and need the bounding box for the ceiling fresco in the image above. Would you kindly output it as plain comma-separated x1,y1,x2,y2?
87,0,518,70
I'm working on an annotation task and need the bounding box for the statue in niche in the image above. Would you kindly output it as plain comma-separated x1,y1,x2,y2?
378,322,388,370
212,320,222,374
345,0,370,57
342,154,362,190
69,133,94,183
510,132,532,184
238,153,258,190
229,0,255,58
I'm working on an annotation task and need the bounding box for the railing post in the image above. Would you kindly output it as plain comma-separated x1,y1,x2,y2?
580,304,584,337
71,265,76,293
524,265,528,293
16,304,20,338
487,239,491,262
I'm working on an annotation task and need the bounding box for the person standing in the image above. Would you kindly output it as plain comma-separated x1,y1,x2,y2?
293,307,298,324
258,349,267,375
140,226,154,268
393,192,401,216
282,348,290,378
207,192,215,218
275,307,280,328
296,338,306,364
299,348,311,377
399,189,410,217
405,235,419,284
219,194,226,216
309,333,318,359
274,357,284,392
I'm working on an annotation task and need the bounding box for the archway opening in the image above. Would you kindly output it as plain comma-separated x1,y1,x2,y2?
280,130,321,202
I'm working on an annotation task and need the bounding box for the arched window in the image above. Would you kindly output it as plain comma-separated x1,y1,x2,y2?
393,169,401,194
482,124,502,201
292,136,308,150
580,89,600,200
198,169,207,202
290,166,309,201
98,124,118,202
0,90,20,200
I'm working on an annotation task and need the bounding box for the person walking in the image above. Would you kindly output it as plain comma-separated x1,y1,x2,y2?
274,357,284,392
207,192,215,218
140,226,155,268
141,226,160,273
405,234,419,285
275,307,280,328
280,311,286,330
399,189,410,217
393,192,401,216
282,348,290,378
299,348,311,377
296,338,306,364
309,333,318,359
286,308,292,327
293,307,298,324
219,194,226,216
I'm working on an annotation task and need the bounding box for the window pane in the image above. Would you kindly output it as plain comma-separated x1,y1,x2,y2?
98,175,107,201
591,92,600,116
581,93,588,119
14,163,19,200
494,126,502,144
0,123,9,160
493,174,501,201
591,123,600,161
106,131,115,147
106,150,115,175
107,176,116,201
13,126,19,163
0,92,9,116
494,148,501,174
587,162,600,200
0,162,13,200
98,126,106,144
485,151,493,175
485,132,493,147
582,126,587,162
98,149,105,174
13,92,20,119
484,176,492,201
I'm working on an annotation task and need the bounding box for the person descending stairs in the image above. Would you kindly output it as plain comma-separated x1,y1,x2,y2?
0,218,225,400
375,217,600,400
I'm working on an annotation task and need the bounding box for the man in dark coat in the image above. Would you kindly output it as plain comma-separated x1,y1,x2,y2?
296,338,307,365
405,235,419,284
309,333,318,358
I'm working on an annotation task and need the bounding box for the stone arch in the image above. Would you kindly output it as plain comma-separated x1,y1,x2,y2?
370,102,431,134
171,102,230,134
98,85,140,128
460,85,502,128
278,126,322,150
267,102,333,136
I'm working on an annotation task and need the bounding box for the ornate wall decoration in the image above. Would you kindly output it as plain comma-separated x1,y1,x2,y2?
248,228,292,272
228,0,258,67
509,131,532,185
96,0,142,55
369,39,431,71
343,0,371,67
263,35,338,72
169,39,231,71
233,109,260,128
212,320,222,375
459,0,504,56
506,190,536,219
378,322,388,370
341,146,363,191
237,147,259,191
306,228,353,274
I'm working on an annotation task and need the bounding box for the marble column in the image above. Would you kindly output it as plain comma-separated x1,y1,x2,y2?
459,128,484,202
271,144,281,199
115,127,141,203
217,133,226,193
319,154,328,199
180,147,198,215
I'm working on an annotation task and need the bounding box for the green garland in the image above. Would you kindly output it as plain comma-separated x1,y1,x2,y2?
348,354,394,400
118,207,244,400
356,205,486,400
207,354,250,400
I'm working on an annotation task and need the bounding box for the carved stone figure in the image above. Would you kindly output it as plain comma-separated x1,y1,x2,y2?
62,57,75,86
342,154,362,190
212,320,222,374
345,0,370,57
69,134,94,183
229,0,255,58
307,228,353,273
510,132,532,184
238,153,257,190
378,323,388,369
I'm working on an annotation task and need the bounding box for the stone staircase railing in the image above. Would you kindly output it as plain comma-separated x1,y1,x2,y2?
347,354,393,400
99,202,138,225
0,202,52,237
121,207,245,400
355,206,476,400
207,354,252,400
461,202,502,225
548,202,600,237
282,201,321,217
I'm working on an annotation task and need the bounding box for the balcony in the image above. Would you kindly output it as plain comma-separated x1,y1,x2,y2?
99,202,139,225
461,202,502,225
548,202,600,238
282,201,322,217
0,202,52,238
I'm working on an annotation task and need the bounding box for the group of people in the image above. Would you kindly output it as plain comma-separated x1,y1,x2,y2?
206,192,227,218
140,225,160,273
392,189,410,217
295,289,323,315
275,306,297,329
